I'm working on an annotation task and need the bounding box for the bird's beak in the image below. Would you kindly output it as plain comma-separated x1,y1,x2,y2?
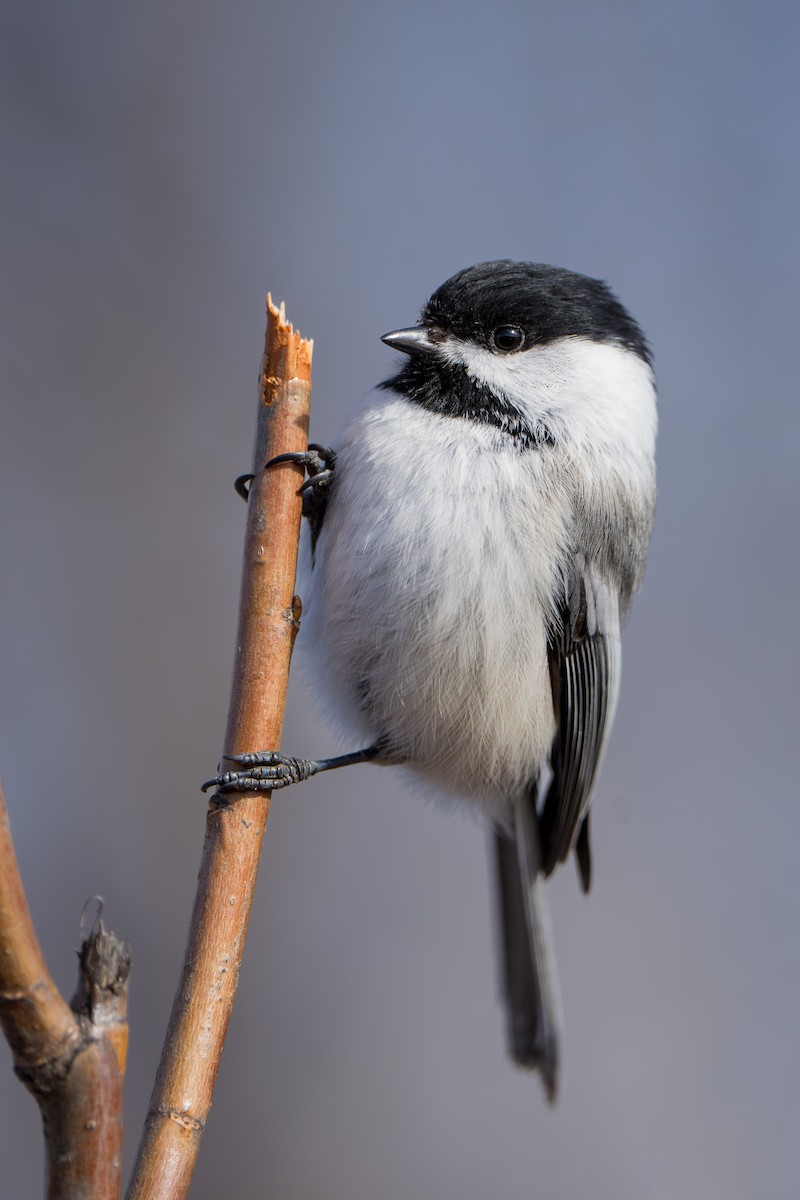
381,325,441,357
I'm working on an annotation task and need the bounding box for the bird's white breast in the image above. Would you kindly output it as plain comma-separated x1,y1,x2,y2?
299,390,573,816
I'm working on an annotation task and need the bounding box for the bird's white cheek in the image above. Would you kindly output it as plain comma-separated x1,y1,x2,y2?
442,340,545,398
446,336,656,462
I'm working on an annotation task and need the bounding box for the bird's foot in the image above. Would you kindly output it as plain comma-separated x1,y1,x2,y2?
234,444,336,505
202,751,322,797
267,444,336,525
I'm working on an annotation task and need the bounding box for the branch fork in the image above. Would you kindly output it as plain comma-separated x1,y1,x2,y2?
1,295,313,1200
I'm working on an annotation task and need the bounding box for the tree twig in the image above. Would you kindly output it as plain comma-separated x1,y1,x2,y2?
0,781,130,1199
126,297,313,1200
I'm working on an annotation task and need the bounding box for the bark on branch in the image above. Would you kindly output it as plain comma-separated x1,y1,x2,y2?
126,297,313,1200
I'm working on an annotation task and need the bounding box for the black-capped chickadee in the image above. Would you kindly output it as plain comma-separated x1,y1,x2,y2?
206,261,657,1102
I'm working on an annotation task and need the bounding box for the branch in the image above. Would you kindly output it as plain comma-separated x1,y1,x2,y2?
0,782,130,1199
126,297,313,1200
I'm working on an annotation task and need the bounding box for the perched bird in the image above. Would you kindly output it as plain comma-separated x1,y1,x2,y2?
206,260,657,1101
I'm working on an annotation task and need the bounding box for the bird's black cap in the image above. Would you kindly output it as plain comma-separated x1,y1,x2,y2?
422,260,652,366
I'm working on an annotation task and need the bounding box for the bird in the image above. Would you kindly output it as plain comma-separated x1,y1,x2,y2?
205,260,658,1102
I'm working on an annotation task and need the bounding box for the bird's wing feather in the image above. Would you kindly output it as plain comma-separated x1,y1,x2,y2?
540,564,621,888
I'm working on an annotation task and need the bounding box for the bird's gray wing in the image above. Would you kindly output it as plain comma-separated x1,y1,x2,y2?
539,564,622,891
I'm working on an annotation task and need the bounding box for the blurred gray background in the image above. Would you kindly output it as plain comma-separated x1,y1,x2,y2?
1,1,798,1197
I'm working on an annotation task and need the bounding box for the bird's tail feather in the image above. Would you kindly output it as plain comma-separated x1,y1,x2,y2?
493,793,564,1102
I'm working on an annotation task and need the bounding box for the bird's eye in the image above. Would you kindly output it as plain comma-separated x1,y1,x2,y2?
492,325,525,353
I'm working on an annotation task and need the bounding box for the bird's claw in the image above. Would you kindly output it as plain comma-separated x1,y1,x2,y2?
234,473,255,500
